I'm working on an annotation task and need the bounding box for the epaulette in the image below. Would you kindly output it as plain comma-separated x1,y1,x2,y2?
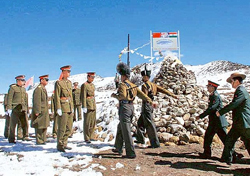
10,84,16,87
38,85,42,88
214,92,218,96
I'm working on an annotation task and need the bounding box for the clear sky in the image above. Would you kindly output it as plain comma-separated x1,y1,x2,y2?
0,0,250,93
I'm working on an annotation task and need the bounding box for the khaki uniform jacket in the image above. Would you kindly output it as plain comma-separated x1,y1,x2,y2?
51,94,55,114
81,82,96,110
73,88,81,106
54,78,73,113
113,80,152,104
7,84,28,112
31,84,50,129
142,80,177,98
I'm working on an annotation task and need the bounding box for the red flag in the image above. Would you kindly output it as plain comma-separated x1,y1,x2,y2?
25,76,34,88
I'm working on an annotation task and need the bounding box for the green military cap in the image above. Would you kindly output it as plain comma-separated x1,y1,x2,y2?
15,75,25,80
60,65,71,71
207,80,219,88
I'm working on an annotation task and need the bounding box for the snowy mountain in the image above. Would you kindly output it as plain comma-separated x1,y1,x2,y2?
185,60,250,90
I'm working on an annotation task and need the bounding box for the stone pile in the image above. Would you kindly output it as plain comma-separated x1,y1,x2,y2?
95,57,234,146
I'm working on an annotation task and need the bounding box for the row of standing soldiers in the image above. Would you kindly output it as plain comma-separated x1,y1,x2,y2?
4,65,97,153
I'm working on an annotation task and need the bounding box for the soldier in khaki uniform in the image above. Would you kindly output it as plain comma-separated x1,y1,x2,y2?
72,82,82,121
111,62,156,159
4,94,10,139
7,75,30,143
54,65,74,152
51,93,58,138
31,75,50,145
17,92,29,140
81,72,96,143
135,64,177,148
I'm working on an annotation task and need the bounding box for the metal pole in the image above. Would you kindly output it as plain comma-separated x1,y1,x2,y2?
127,34,130,68
178,30,181,61
150,30,153,64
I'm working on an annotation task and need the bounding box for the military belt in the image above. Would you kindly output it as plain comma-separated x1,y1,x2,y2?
60,97,71,101
87,96,94,99
120,100,133,104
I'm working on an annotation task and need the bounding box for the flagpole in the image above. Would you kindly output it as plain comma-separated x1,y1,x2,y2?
178,30,181,61
150,30,153,65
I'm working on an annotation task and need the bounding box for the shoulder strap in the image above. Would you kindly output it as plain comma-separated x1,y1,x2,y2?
124,81,134,100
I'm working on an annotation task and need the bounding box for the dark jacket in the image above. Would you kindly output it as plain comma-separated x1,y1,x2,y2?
200,90,228,128
219,85,250,129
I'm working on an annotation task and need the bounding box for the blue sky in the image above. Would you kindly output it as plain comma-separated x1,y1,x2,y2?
0,0,250,93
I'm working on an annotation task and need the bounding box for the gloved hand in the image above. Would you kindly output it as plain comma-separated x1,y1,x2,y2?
57,109,62,116
7,109,12,116
5,111,8,116
82,108,87,113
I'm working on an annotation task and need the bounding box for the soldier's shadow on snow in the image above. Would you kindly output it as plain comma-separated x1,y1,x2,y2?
146,151,203,160
92,153,123,159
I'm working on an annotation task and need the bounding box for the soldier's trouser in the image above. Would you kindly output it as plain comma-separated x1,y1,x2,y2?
203,125,227,156
222,126,250,163
57,112,73,148
35,128,47,144
114,103,135,157
136,102,160,147
52,114,58,136
74,105,82,121
4,114,10,138
84,110,96,141
17,113,29,139
8,109,27,142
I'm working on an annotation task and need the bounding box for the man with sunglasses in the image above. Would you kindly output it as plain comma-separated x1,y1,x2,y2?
31,75,50,145
216,72,250,165
7,75,29,143
54,65,74,152
81,72,96,143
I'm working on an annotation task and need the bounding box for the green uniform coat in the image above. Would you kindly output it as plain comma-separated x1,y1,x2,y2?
31,84,50,129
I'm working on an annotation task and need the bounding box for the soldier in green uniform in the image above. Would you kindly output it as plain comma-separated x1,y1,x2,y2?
135,64,177,148
72,82,82,121
31,75,50,145
7,75,30,143
196,80,229,158
54,65,74,152
111,62,156,159
51,92,58,138
4,94,10,139
81,72,96,143
216,72,250,165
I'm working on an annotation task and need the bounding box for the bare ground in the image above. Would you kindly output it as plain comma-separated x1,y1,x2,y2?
91,142,250,176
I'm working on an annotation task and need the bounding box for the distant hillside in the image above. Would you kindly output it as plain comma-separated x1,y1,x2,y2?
185,60,250,89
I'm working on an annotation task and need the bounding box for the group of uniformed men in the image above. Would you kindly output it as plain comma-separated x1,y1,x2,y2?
3,65,97,152
3,62,250,164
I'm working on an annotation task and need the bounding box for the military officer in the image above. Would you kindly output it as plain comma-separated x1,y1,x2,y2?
51,92,58,138
31,75,50,145
54,65,74,152
3,94,10,139
111,62,156,159
135,64,177,148
216,72,250,165
81,72,96,143
7,75,30,143
196,80,229,158
72,82,82,121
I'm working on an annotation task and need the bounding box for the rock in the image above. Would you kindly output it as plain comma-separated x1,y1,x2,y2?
158,132,173,143
108,134,114,142
196,126,205,136
101,132,108,139
179,132,190,143
169,136,179,144
189,108,196,114
97,126,103,132
175,117,184,126
183,113,191,121
189,135,200,144
165,142,176,146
